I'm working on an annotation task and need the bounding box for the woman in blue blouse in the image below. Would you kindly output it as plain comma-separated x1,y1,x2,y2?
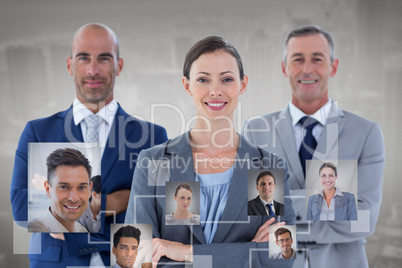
307,162,357,221
125,36,295,267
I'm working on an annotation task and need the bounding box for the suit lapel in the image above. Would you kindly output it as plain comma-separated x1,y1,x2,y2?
276,107,305,188
165,133,206,244
273,200,280,215
314,103,345,161
316,195,323,218
59,107,84,142
101,105,135,183
212,137,264,243
257,197,268,215
334,193,346,220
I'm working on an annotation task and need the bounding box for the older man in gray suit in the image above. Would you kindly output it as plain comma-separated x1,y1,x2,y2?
243,25,385,268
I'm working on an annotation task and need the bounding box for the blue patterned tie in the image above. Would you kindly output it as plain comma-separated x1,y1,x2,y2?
299,116,319,176
84,114,100,142
266,203,275,216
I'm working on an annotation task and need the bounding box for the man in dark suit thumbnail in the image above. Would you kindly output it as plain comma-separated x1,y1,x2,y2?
248,170,284,216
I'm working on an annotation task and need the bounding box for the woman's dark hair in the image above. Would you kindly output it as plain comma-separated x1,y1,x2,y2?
183,36,244,80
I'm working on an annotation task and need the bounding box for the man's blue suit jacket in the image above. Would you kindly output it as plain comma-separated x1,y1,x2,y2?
10,105,168,267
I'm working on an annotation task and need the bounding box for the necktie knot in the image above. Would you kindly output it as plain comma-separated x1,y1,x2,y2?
84,114,99,128
299,116,319,130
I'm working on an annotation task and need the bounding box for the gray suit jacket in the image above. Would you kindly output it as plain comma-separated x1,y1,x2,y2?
248,196,285,216
307,191,357,221
243,103,385,268
125,131,295,267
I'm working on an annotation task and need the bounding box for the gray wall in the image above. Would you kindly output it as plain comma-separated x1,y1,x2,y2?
1,0,401,267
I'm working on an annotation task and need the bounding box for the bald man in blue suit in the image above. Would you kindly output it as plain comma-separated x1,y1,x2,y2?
10,23,168,267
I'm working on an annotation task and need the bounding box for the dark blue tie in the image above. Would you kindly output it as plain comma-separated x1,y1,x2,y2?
299,116,319,176
266,203,275,216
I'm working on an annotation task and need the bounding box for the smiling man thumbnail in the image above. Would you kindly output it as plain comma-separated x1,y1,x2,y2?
28,148,92,232
272,227,296,259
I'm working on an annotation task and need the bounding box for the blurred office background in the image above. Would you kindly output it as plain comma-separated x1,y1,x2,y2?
1,0,401,267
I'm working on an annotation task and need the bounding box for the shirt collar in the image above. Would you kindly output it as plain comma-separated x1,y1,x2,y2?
334,187,344,197
259,196,273,206
289,99,332,127
72,98,118,126
113,262,133,268
319,187,344,198
278,248,295,259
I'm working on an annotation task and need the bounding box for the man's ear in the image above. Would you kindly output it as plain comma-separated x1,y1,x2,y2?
88,181,93,200
276,240,279,247
44,180,51,198
67,57,73,76
330,58,339,77
281,61,288,78
116,58,124,76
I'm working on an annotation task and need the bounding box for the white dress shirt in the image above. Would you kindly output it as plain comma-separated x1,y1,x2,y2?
259,196,276,215
72,98,118,156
